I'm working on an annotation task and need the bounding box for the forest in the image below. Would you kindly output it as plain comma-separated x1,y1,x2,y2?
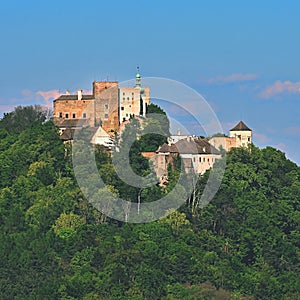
0,105,299,299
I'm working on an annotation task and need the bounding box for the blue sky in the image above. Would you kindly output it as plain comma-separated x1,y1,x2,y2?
1,0,300,164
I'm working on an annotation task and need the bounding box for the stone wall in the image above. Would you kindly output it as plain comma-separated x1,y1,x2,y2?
53,98,95,127
229,130,252,147
93,81,119,133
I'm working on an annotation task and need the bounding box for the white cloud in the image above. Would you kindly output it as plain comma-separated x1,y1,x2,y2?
260,80,300,98
207,73,258,84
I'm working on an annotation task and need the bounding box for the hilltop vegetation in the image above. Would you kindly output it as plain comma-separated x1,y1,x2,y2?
0,106,299,299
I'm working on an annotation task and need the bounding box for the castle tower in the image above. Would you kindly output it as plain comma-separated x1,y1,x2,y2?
135,66,141,88
93,81,119,132
229,121,252,147
119,68,150,122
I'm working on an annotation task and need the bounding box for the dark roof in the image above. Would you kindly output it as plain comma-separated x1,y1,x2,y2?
60,129,75,141
60,127,98,141
157,143,171,153
54,95,94,101
157,138,220,155
176,138,220,154
157,143,178,153
230,121,252,131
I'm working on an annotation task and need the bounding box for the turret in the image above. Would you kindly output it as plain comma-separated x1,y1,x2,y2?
229,121,252,147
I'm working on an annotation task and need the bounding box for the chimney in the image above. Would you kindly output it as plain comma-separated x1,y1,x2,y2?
77,89,82,100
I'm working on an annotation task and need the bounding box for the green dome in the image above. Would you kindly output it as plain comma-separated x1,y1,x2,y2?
136,73,141,78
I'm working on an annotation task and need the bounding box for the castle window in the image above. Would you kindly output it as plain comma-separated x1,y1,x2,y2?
123,92,125,96
59,112,62,118
248,137,251,142
132,92,134,95
126,113,128,117
123,97,125,100
203,157,205,162
105,104,108,110
121,107,124,111
199,157,201,162
208,158,210,162
72,113,76,118
132,97,134,100
104,113,108,119
65,113,69,118
83,113,86,118
127,97,129,100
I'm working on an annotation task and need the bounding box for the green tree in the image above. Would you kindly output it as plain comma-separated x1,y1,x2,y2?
0,105,48,134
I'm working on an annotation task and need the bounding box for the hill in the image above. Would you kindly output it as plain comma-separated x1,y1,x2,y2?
0,106,299,299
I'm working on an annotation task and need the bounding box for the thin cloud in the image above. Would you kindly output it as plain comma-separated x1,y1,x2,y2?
260,80,300,98
276,143,287,152
207,73,258,84
0,105,16,117
284,126,300,136
254,132,270,143
0,89,61,116
21,89,59,104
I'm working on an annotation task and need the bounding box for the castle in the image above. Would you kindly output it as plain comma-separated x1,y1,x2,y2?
148,121,252,180
53,71,253,177
53,70,150,136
